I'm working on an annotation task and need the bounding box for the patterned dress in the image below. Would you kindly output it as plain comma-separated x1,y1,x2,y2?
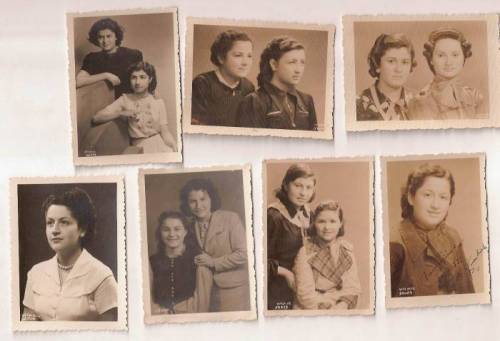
356,84,413,121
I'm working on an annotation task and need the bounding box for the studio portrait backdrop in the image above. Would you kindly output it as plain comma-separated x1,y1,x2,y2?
265,160,373,310
353,20,490,116
143,170,246,256
16,182,118,312
192,24,330,128
385,157,486,293
73,12,179,138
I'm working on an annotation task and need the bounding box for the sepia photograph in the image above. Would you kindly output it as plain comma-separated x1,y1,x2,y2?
344,14,500,131
381,154,490,309
67,8,182,165
10,176,127,331
263,158,374,317
183,18,335,140
138,165,256,323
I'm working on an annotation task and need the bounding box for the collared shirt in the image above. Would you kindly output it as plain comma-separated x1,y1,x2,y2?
22,249,118,321
356,84,412,121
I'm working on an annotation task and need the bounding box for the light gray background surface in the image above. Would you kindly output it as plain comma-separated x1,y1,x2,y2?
1,0,500,340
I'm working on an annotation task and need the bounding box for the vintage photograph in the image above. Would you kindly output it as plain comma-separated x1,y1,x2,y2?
67,8,182,165
263,158,374,316
344,14,500,131
10,176,127,331
183,18,335,140
381,154,490,309
138,165,256,323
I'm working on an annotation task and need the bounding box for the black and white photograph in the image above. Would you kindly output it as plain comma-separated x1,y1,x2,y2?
67,8,182,165
382,154,490,309
10,176,127,331
138,165,256,323
344,14,500,131
183,18,335,139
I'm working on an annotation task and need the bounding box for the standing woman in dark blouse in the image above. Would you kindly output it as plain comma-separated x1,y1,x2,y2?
237,36,317,130
267,164,316,310
191,30,255,126
76,18,143,98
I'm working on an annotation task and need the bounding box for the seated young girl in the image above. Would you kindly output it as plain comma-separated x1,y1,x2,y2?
293,201,361,310
92,61,176,154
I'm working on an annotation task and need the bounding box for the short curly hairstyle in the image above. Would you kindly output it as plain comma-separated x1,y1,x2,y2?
400,163,455,220
155,210,191,255
88,18,124,47
257,36,304,87
210,30,252,67
180,178,222,217
126,61,157,94
275,163,316,206
309,200,345,239
422,28,472,74
42,187,97,247
367,33,417,78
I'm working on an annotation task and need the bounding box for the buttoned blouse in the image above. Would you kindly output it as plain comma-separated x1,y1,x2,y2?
356,84,412,121
23,249,118,321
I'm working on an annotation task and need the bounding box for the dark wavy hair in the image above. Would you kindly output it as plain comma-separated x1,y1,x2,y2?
88,18,124,47
423,28,472,74
309,200,345,239
400,163,456,220
42,187,96,247
368,33,417,78
127,61,157,94
257,36,304,87
275,163,316,206
155,210,191,255
210,30,252,66
180,178,221,217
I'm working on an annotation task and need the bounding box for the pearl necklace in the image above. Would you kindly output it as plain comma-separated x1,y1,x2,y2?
57,262,74,271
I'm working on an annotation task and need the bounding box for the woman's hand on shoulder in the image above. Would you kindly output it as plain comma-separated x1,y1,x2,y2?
105,72,121,86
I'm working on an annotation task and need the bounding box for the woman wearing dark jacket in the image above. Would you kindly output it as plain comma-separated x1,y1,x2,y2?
237,36,317,130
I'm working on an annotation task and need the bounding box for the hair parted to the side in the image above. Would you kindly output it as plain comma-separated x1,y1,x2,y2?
42,187,97,247
257,36,304,87
127,61,158,94
309,200,345,239
400,163,456,220
210,30,252,67
423,28,472,74
275,163,316,205
179,178,221,217
88,18,124,47
367,33,417,78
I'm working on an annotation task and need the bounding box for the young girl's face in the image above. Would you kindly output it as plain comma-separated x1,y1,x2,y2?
315,209,342,243
377,47,412,90
271,48,306,87
220,40,253,79
130,70,151,94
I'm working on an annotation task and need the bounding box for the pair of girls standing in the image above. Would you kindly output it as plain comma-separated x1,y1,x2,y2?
191,30,318,131
267,164,361,310
356,28,484,121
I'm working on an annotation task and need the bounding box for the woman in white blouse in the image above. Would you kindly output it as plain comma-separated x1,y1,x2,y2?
21,187,118,321
293,200,361,310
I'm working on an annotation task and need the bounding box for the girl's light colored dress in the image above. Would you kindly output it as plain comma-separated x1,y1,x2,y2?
100,93,174,153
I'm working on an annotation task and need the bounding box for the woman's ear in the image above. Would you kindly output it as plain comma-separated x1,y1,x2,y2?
217,54,225,66
270,58,278,72
407,193,414,207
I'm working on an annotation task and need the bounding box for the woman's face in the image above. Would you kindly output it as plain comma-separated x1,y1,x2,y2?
409,176,452,229
220,40,253,79
315,209,342,243
431,38,465,80
271,49,306,87
188,190,212,220
97,28,117,53
377,47,412,90
130,70,151,94
160,217,187,250
45,205,82,253
286,176,315,208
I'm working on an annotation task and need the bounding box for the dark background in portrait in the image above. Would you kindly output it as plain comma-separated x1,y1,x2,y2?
386,157,485,292
144,170,246,257
353,20,489,115
73,13,178,138
17,182,118,311
266,161,372,310
192,25,329,128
